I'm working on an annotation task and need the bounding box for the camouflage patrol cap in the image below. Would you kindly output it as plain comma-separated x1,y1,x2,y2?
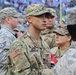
53,25,70,36
25,4,50,16
0,7,20,21
46,8,56,17
65,7,76,25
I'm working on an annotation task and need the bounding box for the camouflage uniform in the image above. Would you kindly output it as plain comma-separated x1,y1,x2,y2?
41,8,57,49
50,25,70,61
50,47,69,61
8,4,53,75
8,31,52,75
53,47,76,75
0,25,16,75
0,7,20,75
41,27,56,49
52,7,76,75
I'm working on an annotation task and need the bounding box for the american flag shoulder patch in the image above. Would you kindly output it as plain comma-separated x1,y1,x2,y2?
11,49,22,58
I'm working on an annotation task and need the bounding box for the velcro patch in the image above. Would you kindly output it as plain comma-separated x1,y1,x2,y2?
11,49,22,58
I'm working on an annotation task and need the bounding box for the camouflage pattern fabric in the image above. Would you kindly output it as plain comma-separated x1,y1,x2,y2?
65,7,76,25
25,4,52,17
8,31,52,75
46,8,57,17
52,42,76,75
53,7,76,75
0,7,21,21
53,25,70,36
0,25,16,75
50,47,69,61
52,7,76,75
41,27,57,49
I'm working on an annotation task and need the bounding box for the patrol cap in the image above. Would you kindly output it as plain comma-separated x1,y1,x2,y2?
46,8,56,17
25,4,50,17
65,7,76,25
53,25,70,36
0,7,20,21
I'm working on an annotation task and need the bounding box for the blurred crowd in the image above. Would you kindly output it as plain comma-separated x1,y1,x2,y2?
0,0,76,28
0,0,76,15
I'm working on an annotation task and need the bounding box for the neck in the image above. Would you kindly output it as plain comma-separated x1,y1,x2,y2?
28,26,41,41
58,42,70,50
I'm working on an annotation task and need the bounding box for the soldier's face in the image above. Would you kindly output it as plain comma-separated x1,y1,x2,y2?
56,33,71,45
27,14,48,31
10,17,19,29
46,16,56,28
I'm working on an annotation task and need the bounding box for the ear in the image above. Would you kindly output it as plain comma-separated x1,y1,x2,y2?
67,35,71,41
6,18,11,24
26,16,33,24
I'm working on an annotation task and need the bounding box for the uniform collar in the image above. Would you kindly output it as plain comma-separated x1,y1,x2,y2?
1,24,16,36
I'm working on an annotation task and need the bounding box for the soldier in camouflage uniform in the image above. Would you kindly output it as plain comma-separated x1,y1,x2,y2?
41,8,57,49
50,25,71,61
0,7,20,75
52,7,76,75
8,4,53,75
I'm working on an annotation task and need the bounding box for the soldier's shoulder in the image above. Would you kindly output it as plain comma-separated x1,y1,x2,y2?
9,32,31,50
21,32,33,43
0,28,13,40
42,32,56,38
41,30,48,35
0,28,8,34
40,36,50,49
8,38,24,56
10,39,21,49
50,47,58,54
51,32,56,36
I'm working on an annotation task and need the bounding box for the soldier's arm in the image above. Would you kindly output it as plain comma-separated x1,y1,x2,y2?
8,39,42,75
8,39,31,75
0,33,15,75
